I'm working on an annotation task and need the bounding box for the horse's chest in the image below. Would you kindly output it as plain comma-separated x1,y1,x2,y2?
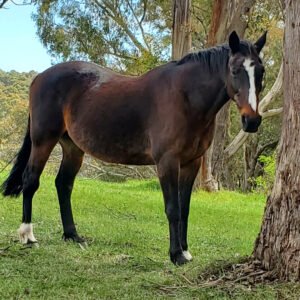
183,122,215,161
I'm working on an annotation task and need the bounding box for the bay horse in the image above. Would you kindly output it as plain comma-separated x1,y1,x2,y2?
1,31,266,265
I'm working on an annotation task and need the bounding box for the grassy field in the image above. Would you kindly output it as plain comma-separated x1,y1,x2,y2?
1,174,300,299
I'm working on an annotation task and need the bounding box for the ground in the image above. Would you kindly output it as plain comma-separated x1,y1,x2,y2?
1,174,300,299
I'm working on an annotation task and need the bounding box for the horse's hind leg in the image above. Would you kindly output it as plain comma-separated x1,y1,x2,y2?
20,141,57,244
55,135,84,243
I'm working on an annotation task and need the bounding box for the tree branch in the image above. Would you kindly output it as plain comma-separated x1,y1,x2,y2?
140,0,147,24
125,0,150,51
93,0,148,53
261,107,283,118
225,108,282,158
259,63,283,113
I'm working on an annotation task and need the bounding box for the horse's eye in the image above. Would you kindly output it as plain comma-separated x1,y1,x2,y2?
231,69,239,76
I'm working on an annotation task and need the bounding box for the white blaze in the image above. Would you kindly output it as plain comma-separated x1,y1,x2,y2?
18,223,37,244
243,58,257,112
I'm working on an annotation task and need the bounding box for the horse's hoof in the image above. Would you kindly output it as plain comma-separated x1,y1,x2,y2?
22,241,39,248
21,239,39,246
170,251,190,266
62,232,85,243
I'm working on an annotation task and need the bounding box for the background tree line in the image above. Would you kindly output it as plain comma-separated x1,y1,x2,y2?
0,0,283,192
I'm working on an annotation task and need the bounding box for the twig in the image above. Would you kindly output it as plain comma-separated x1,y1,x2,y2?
178,273,194,285
233,270,266,283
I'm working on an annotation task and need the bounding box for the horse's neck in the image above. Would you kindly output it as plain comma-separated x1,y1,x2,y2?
197,47,231,117
206,87,230,119
182,62,230,119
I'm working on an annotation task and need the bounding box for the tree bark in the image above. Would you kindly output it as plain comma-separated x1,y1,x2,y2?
207,0,256,47
253,0,300,280
243,134,258,191
198,0,256,191
172,0,192,60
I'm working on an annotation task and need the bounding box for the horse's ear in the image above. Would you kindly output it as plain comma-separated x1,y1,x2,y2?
254,31,267,54
229,31,240,54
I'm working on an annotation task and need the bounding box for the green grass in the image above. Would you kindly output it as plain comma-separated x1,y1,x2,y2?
1,174,300,299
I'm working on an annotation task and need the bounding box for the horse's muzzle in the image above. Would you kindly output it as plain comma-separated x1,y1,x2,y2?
242,115,262,133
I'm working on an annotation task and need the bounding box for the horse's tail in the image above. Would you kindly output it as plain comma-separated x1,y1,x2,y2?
1,117,31,197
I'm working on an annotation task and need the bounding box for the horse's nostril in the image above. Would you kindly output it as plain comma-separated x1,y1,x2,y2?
242,115,261,133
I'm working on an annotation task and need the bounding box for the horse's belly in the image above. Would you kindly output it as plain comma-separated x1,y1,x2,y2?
85,136,154,165
92,151,155,165
67,122,154,165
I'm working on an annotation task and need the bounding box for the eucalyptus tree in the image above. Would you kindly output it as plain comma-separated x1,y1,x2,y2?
33,0,172,74
253,0,300,280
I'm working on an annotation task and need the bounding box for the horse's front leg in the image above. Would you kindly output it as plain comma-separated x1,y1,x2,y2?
157,154,188,265
179,158,201,262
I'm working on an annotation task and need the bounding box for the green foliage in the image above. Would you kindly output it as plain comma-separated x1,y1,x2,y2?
253,153,276,194
32,0,213,74
125,49,162,75
0,70,36,163
191,0,213,49
33,0,172,73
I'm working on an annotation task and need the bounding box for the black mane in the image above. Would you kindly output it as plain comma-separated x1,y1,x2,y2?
177,41,255,72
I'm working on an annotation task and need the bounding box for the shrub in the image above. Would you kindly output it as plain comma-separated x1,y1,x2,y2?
253,153,276,194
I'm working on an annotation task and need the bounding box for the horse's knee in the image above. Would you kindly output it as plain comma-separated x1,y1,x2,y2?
55,172,73,194
165,204,180,223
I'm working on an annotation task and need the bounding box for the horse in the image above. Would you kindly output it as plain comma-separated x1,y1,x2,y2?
1,31,266,265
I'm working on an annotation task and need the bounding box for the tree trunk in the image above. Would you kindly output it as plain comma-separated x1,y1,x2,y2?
243,135,258,191
198,0,256,190
253,0,300,280
172,0,192,60
207,0,256,47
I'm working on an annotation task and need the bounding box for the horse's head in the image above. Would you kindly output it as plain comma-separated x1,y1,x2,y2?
227,31,267,133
